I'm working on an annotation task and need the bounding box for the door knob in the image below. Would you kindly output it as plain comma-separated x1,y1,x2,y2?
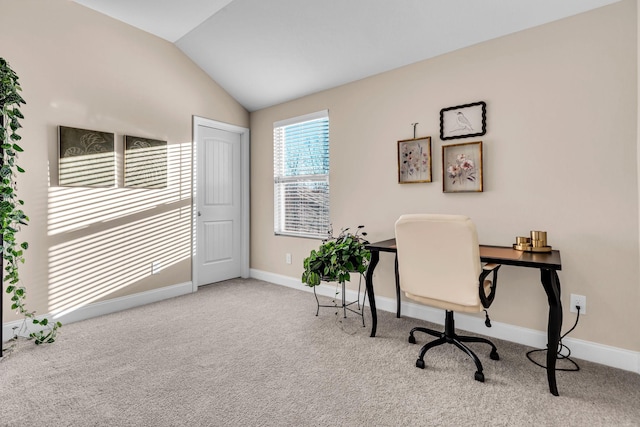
197,211,202,217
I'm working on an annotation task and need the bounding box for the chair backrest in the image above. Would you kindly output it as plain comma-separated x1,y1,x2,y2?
394,214,482,308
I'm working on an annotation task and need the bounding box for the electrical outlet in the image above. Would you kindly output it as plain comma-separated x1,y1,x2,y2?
570,294,586,314
151,261,161,275
285,253,292,264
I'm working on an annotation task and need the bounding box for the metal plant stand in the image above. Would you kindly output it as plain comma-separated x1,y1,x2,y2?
313,273,367,327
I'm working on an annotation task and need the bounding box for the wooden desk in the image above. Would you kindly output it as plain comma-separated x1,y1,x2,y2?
364,238,563,396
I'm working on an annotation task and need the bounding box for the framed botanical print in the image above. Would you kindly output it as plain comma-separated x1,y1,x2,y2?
442,141,483,193
124,135,168,188
398,136,432,184
59,126,115,187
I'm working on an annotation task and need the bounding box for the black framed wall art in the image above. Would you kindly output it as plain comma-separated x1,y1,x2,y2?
59,126,115,187
124,135,168,189
440,101,486,141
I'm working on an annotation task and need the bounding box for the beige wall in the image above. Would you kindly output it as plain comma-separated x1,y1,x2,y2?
251,0,640,351
0,0,248,321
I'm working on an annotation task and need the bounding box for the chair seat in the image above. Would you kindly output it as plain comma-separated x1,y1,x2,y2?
404,292,481,313
404,278,492,313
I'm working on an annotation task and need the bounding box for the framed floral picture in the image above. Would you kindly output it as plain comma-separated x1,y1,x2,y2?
440,101,486,140
124,135,168,188
398,136,432,184
59,126,115,187
442,141,483,193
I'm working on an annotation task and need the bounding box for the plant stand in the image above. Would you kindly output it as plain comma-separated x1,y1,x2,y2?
313,273,367,327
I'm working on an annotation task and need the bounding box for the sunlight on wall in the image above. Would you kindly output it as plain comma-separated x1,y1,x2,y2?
47,142,193,318
49,143,191,235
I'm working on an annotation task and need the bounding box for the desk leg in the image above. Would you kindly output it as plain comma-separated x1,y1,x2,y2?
540,268,563,396
366,250,380,337
395,254,401,318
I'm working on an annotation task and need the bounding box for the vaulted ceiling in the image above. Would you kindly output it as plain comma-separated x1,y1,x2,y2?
74,0,621,112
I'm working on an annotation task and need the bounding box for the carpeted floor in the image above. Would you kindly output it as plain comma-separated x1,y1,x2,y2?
1,278,639,426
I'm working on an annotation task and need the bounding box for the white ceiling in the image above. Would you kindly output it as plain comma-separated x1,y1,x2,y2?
74,0,620,112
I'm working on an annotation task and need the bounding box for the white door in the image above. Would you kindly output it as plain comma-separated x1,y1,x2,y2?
195,123,244,286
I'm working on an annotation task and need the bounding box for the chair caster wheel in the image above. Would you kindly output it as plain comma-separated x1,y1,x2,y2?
416,359,425,369
474,371,485,382
490,349,500,360
408,335,416,344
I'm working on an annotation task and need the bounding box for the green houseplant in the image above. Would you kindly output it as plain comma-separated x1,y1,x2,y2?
1,57,61,351
302,225,371,288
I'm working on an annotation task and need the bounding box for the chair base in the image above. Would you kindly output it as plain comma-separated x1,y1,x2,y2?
408,310,499,382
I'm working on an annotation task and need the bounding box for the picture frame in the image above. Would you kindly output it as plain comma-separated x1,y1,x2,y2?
59,126,115,187
440,101,486,140
442,141,483,193
397,136,432,183
124,135,168,189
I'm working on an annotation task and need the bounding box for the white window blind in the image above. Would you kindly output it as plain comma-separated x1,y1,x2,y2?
274,110,329,238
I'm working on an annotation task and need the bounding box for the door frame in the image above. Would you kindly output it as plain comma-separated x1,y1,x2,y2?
192,116,250,292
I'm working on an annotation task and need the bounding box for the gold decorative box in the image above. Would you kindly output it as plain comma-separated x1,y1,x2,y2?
513,231,552,253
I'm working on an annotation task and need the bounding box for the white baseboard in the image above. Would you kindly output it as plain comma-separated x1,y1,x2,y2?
250,269,640,375
3,281,193,343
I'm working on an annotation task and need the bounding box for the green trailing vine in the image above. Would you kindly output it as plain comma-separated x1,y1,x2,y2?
1,57,61,347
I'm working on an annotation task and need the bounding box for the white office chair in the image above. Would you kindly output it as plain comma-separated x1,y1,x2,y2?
395,214,501,382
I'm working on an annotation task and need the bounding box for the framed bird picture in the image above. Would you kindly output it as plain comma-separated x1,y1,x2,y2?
440,101,486,140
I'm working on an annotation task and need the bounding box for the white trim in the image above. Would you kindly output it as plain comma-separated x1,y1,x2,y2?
273,109,328,128
273,112,330,238
250,269,640,375
192,116,250,292
3,282,192,343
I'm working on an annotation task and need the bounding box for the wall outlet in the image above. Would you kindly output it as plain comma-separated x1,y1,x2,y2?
570,294,586,314
285,253,292,264
151,261,161,275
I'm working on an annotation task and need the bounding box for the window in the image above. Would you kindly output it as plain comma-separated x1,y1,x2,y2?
274,110,329,238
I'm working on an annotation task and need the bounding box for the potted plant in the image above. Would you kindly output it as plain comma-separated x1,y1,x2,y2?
1,58,61,354
302,225,371,322
302,225,371,287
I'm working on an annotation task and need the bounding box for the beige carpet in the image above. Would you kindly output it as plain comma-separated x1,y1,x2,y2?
1,278,639,426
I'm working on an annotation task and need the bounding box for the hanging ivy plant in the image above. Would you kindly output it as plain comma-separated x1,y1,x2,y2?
1,57,61,346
